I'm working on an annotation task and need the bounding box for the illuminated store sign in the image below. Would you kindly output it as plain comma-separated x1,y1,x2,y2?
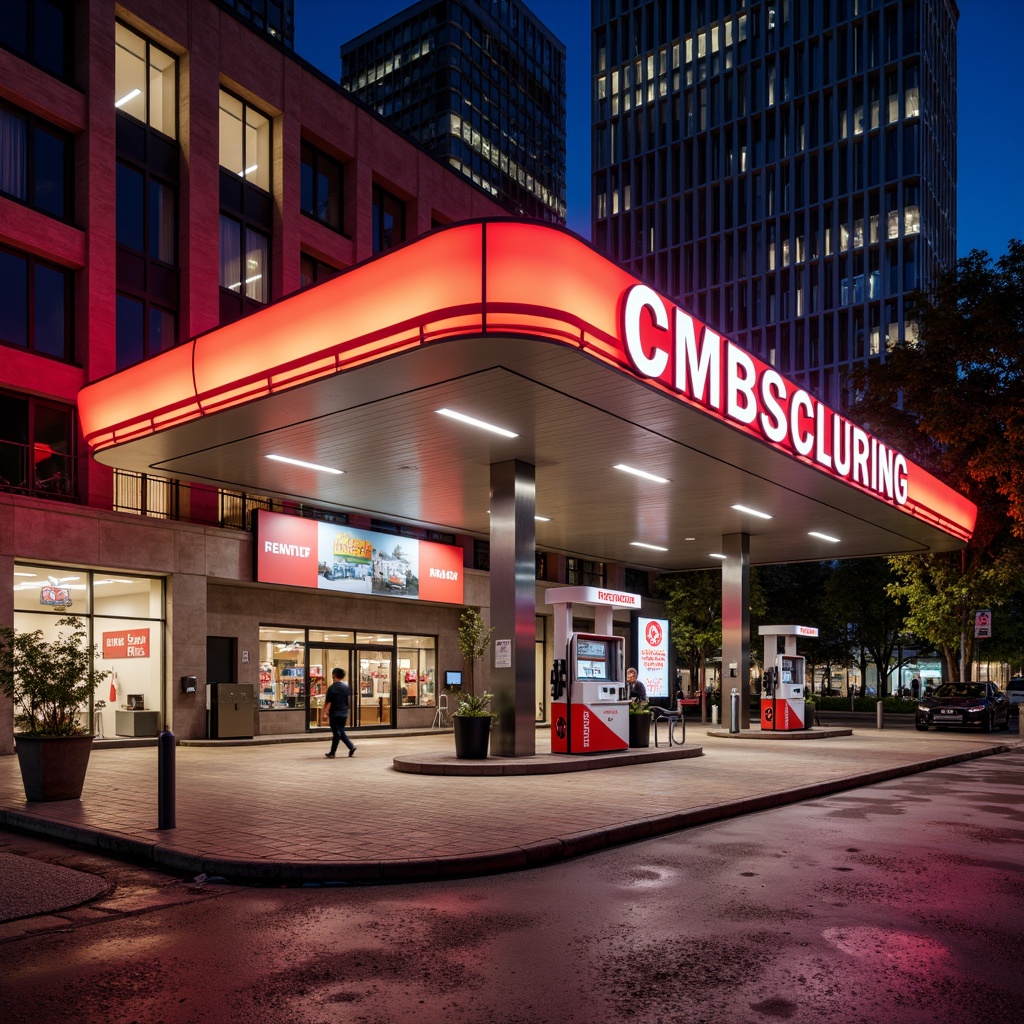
637,616,670,699
622,284,908,505
254,510,464,604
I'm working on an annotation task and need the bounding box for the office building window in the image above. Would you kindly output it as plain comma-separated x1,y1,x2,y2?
372,184,405,254
0,245,72,360
114,22,176,140
219,89,271,192
220,215,269,320
115,294,175,370
300,141,344,232
0,0,73,82
116,161,176,264
567,558,605,587
0,101,71,221
299,253,341,289
0,390,75,498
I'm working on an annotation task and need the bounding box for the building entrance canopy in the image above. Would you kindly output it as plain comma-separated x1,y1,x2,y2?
78,220,975,570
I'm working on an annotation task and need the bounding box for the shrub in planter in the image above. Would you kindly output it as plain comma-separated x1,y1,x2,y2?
628,697,652,748
0,616,110,801
452,691,495,759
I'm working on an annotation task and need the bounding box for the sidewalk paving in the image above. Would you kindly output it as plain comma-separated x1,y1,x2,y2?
0,726,1019,885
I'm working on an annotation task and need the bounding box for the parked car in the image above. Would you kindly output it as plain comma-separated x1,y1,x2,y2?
1006,678,1024,716
915,682,1011,733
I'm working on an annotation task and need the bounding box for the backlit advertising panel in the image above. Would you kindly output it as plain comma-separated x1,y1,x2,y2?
637,616,670,699
254,510,463,604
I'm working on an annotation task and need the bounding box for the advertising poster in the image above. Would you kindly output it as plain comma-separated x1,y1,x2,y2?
638,616,670,698
255,510,463,604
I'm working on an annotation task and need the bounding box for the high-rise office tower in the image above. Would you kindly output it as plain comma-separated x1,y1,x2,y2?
591,0,957,408
340,0,567,223
219,0,295,50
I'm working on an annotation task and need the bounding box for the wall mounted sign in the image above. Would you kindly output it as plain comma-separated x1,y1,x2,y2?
254,510,464,605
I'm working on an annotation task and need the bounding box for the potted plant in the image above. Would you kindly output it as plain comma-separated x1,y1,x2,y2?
456,607,493,691
804,695,817,729
452,690,495,759
628,697,652,748
0,615,111,801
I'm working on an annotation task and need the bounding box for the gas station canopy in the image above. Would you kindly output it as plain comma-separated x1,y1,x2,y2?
78,221,975,570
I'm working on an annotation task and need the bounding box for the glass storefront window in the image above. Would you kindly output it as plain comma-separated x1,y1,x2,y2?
257,626,306,710
397,634,436,706
12,563,165,736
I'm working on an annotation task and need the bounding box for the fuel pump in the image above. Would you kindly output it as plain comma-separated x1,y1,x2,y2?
545,586,642,754
758,625,816,732
761,654,806,730
551,633,629,753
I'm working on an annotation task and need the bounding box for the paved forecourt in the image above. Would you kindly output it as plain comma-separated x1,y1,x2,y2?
0,726,1018,884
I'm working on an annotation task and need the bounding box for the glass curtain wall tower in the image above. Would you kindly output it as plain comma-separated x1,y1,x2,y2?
341,0,567,223
591,0,957,408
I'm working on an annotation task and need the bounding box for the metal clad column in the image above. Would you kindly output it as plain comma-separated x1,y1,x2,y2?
721,533,750,730
490,460,536,757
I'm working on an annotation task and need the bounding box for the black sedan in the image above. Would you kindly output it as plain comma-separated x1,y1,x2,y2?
915,682,1011,732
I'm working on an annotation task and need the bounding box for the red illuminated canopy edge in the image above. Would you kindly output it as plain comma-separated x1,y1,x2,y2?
76,220,976,542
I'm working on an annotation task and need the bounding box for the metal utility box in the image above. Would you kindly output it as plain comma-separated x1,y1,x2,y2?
208,683,254,739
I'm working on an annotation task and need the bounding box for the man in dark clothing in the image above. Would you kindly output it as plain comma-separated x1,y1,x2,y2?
626,666,647,702
324,667,356,757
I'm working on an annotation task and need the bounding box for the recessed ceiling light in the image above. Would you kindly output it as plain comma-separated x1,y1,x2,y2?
535,515,551,522
709,553,727,560
731,503,773,520
115,88,141,108
631,541,668,552
613,463,669,484
266,454,343,475
809,531,841,543
436,408,518,438
685,537,696,541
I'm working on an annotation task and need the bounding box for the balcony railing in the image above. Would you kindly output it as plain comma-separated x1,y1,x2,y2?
0,439,77,501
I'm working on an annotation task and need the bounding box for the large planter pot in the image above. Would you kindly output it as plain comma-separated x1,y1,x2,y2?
453,715,492,759
628,714,651,748
14,734,94,801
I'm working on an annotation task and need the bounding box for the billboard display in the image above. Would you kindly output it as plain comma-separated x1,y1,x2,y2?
254,510,463,605
637,616,670,699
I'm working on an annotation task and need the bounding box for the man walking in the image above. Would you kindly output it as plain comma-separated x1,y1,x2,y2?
324,666,356,758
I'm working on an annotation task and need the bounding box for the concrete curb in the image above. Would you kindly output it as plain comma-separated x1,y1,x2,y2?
1,742,1012,885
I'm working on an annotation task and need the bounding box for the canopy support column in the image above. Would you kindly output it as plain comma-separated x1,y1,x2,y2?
489,460,536,757
721,532,750,731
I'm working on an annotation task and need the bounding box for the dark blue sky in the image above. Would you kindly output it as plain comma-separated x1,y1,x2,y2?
296,0,1023,259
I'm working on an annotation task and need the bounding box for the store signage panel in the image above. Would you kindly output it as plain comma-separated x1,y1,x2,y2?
102,628,150,659
255,511,463,605
637,617,670,699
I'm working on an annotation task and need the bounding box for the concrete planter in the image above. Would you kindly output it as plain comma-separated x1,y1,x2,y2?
453,715,492,759
14,734,94,801
628,714,651,748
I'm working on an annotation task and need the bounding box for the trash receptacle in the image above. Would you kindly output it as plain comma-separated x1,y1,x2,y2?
208,683,254,739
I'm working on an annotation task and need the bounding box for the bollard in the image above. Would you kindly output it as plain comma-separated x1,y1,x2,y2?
729,688,740,734
876,700,884,730
711,704,719,726
158,726,176,830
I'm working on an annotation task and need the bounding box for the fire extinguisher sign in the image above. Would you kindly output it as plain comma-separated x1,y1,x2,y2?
974,610,992,639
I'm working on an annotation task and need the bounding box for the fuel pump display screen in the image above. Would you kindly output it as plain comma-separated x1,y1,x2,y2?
575,637,610,679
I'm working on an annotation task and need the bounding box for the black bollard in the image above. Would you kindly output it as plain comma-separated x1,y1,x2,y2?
158,726,176,829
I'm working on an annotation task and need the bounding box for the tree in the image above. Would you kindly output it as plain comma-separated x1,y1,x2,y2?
456,607,493,692
850,242,1024,678
655,570,721,717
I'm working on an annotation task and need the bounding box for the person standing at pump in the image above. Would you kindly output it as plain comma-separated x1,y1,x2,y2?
626,666,647,702
324,667,356,758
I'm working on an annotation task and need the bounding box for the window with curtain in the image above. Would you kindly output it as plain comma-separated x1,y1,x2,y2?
0,101,70,220
219,215,269,320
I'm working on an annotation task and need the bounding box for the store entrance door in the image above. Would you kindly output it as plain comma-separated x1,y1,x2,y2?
307,646,393,730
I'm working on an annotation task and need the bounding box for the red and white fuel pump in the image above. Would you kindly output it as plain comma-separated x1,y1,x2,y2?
758,624,818,731
545,586,640,754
